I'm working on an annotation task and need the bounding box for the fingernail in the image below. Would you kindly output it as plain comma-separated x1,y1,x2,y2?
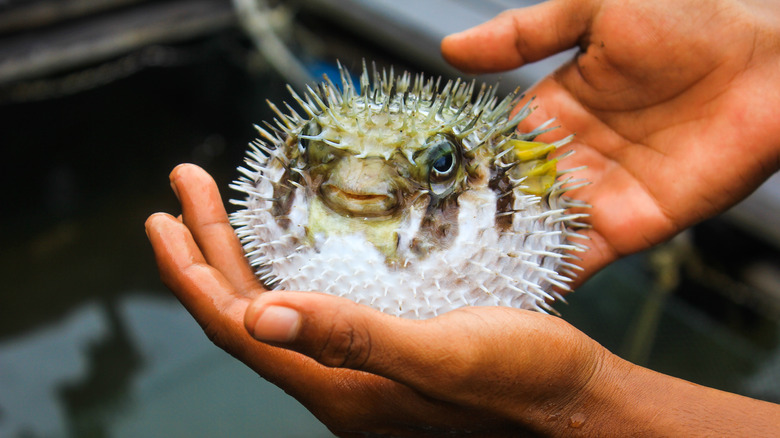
248,305,300,343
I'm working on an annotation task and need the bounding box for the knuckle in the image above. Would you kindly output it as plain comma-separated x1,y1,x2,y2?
315,316,373,369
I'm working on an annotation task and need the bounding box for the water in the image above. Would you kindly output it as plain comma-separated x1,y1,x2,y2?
0,35,333,437
1,29,777,438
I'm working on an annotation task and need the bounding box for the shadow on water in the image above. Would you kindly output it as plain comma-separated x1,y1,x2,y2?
58,298,143,437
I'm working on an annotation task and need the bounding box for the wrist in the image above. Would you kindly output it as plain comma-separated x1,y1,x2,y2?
520,347,670,437
529,344,627,436
528,348,780,437
486,329,619,436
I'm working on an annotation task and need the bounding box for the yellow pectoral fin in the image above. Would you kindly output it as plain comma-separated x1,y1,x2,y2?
505,140,558,196
520,158,558,196
508,140,557,161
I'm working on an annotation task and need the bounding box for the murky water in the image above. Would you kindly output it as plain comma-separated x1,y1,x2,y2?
0,36,333,437
1,30,777,438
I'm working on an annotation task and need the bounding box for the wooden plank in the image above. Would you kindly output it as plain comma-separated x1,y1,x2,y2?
0,0,235,85
0,0,148,34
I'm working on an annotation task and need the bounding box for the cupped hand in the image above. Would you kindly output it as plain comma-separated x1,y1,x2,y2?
145,164,611,437
442,0,780,285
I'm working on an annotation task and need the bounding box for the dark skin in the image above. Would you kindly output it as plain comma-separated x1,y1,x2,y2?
146,0,780,436
440,0,780,288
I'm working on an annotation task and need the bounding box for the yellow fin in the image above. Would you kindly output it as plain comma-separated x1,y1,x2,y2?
509,140,556,161
506,140,558,196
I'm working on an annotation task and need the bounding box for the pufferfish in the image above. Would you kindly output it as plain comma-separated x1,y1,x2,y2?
230,62,588,319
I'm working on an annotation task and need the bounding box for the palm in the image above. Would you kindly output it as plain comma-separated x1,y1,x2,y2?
444,0,780,283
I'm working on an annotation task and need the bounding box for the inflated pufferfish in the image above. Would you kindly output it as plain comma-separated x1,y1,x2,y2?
230,63,588,319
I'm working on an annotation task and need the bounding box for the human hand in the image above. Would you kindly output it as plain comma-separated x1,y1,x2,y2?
442,0,780,285
145,163,613,437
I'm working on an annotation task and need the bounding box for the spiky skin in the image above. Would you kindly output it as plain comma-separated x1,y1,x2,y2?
230,63,588,319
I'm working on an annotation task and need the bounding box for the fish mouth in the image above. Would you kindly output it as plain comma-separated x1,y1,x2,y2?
320,183,398,217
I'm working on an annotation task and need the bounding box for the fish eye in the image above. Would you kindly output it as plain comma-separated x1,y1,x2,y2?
425,135,461,196
431,152,454,177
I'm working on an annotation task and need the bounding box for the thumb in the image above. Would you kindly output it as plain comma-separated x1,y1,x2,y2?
441,0,594,73
243,291,504,396
243,291,602,408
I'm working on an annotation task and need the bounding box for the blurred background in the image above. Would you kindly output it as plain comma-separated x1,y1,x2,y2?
1,0,778,436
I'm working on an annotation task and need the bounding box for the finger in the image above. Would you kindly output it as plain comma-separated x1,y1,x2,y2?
169,163,263,296
242,291,585,405
243,291,459,401
145,212,313,381
146,206,423,410
145,213,250,323
243,292,440,386
441,0,593,73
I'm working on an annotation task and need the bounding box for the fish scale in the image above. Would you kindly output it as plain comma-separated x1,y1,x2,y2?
230,62,588,319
